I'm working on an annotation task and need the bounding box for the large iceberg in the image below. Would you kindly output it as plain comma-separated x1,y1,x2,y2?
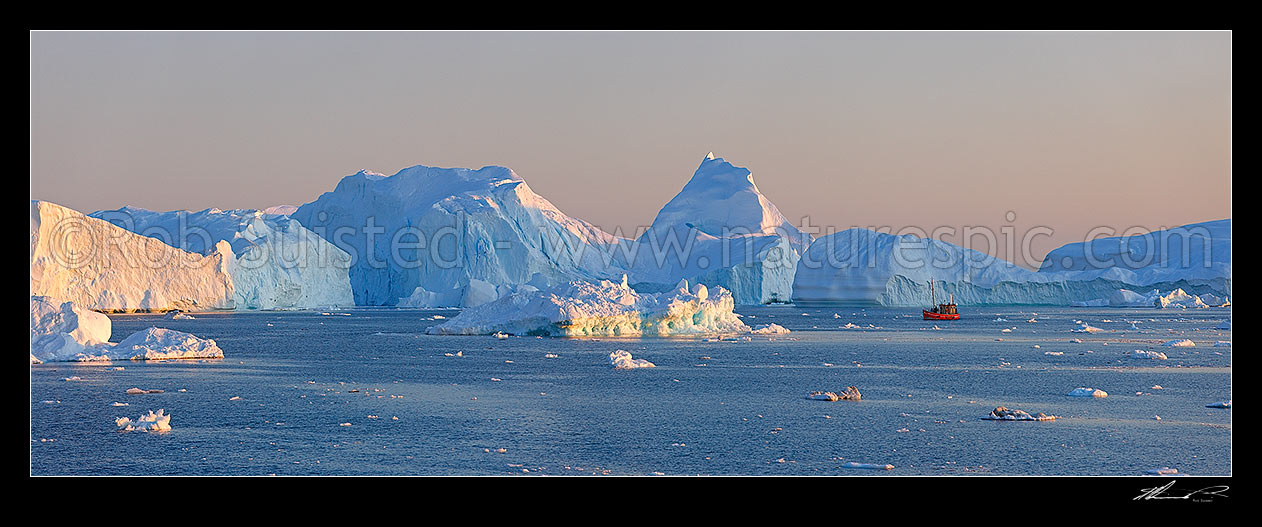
292,165,626,307
792,221,1231,306
30,296,223,363
30,201,234,312
1038,219,1230,286
90,206,354,310
620,153,808,305
426,276,750,337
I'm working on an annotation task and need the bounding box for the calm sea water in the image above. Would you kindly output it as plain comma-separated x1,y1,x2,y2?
30,305,1231,476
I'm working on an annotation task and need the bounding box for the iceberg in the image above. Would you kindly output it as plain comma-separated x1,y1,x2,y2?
90,206,353,310
31,296,223,363
1066,387,1108,398
30,201,233,312
751,323,790,335
1164,339,1195,347
609,350,655,369
426,277,750,337
981,406,1057,421
805,387,861,401
792,220,1230,306
1205,401,1231,409
292,164,626,307
1128,350,1168,360
115,409,172,432
620,154,810,305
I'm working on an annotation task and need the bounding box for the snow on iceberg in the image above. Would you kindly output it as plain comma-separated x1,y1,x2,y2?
610,350,656,369
1066,387,1108,398
30,201,233,312
115,409,172,432
981,406,1057,421
31,296,223,363
90,206,354,310
1038,219,1230,289
292,164,626,307
620,154,809,305
426,277,750,337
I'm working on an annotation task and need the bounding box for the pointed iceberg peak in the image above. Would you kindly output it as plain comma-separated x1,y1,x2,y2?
705,151,716,160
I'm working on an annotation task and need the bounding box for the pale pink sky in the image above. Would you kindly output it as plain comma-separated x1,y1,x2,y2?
30,31,1231,268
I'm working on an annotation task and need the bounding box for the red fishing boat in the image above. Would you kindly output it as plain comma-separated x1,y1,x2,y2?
922,281,959,320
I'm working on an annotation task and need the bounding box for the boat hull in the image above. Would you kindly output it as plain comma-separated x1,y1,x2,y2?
923,310,960,320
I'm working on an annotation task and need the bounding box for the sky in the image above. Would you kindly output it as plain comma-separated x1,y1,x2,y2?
30,31,1231,268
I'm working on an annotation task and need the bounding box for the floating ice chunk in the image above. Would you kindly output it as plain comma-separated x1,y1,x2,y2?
164,311,195,320
1071,323,1104,333
841,462,893,470
805,386,861,401
1214,341,1230,347
1144,467,1180,475
115,409,171,432
493,332,509,339
982,406,1056,421
1066,387,1108,398
610,350,655,370
751,323,790,335
1044,351,1063,356
1164,339,1195,347
1205,401,1231,409
428,278,749,337
1128,350,1168,360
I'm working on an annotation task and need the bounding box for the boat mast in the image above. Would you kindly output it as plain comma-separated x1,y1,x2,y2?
929,280,935,306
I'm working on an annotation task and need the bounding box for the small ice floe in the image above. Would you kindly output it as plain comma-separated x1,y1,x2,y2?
1044,351,1064,356
995,317,1007,322
163,311,194,320
115,409,171,432
1151,385,1163,390
493,332,509,339
1153,415,1162,421
544,353,559,358
1001,328,1012,333
1164,339,1195,347
1144,467,1181,476
1071,322,1104,333
63,376,82,382
1066,387,1108,398
339,422,352,427
982,406,1056,421
229,396,242,401
111,402,129,407
1205,401,1231,409
610,350,655,370
126,387,163,395
1069,338,1083,344
842,322,862,329
1213,341,1230,347
1127,350,1168,360
841,462,893,470
805,387,861,402
1032,345,1041,349
751,323,790,335
833,313,842,319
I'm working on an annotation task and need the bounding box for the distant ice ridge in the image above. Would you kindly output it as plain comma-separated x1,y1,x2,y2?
90,206,353,310
292,165,626,307
30,201,234,312
426,276,750,337
1070,288,1229,308
30,296,223,363
791,220,1231,306
619,154,810,305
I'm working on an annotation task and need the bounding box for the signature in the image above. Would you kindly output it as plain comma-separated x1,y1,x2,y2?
1135,480,1229,501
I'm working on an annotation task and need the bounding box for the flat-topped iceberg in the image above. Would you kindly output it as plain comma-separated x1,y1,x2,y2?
90,206,354,310
30,201,234,312
427,277,750,337
31,296,223,363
